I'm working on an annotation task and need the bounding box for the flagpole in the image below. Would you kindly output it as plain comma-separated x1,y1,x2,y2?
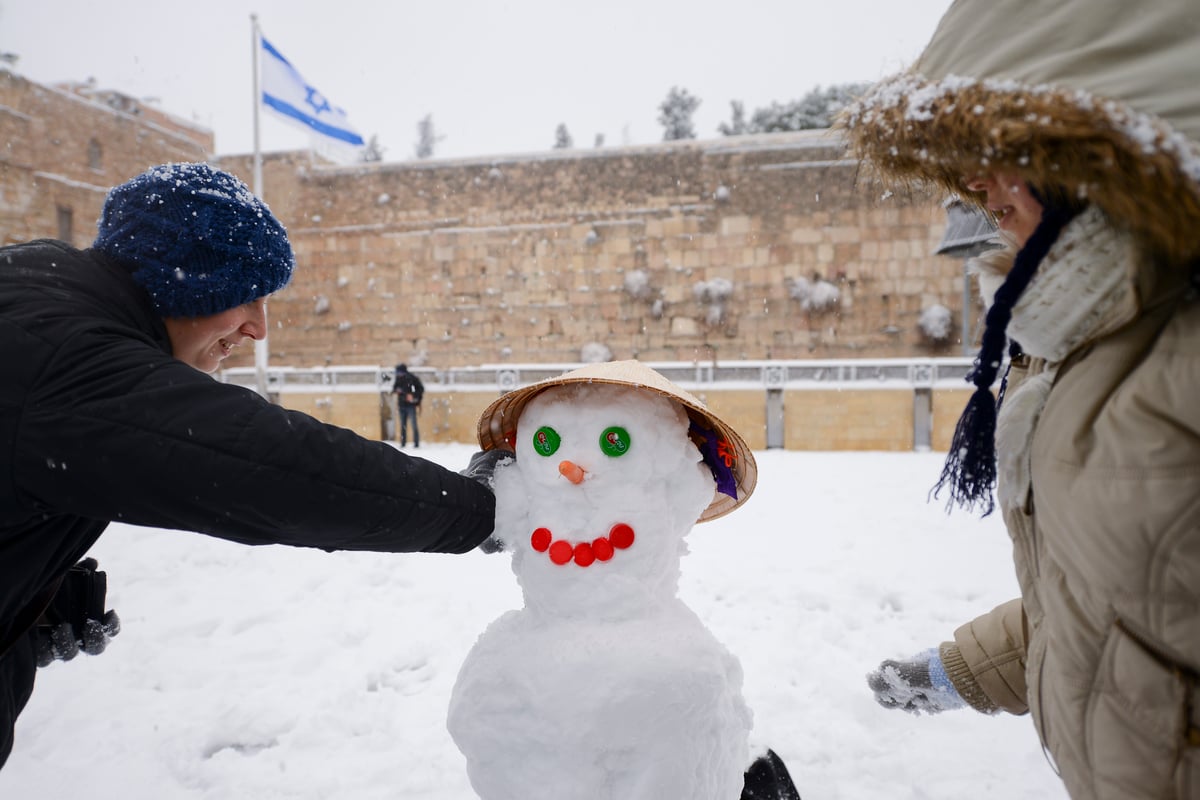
250,14,270,399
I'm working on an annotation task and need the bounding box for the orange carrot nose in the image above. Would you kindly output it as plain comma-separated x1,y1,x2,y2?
558,460,586,484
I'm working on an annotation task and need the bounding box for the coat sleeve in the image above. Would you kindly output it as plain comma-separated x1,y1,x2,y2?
939,598,1029,715
15,331,494,554
0,632,36,770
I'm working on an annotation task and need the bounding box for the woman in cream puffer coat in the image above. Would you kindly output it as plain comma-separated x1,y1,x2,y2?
841,0,1200,798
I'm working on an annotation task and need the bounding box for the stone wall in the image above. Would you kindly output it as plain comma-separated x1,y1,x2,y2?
215,132,965,371
1,68,969,372
0,70,212,247
2,68,987,452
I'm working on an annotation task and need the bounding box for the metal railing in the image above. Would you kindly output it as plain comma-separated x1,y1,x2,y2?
220,357,977,395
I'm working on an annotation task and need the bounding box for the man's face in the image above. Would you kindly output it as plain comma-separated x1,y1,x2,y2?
163,297,268,373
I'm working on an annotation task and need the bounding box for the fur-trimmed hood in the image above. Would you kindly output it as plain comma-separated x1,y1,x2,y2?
839,0,1200,265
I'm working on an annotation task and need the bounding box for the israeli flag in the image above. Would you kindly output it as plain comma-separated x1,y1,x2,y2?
260,35,364,148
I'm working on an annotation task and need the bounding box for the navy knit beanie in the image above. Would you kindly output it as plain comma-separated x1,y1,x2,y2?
93,162,295,318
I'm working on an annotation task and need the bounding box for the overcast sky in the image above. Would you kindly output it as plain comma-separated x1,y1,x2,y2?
1,0,951,162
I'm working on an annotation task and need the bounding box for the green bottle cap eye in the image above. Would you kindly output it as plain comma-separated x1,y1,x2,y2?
532,426,561,457
599,426,631,457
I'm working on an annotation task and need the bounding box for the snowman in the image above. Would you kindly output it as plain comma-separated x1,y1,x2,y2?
448,360,758,800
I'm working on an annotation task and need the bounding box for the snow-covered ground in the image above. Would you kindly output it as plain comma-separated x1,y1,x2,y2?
0,445,1068,800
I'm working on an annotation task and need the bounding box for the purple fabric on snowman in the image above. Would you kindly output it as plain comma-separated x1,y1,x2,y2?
689,421,738,501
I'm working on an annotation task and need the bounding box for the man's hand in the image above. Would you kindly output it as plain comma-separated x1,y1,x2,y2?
460,449,513,553
460,449,513,491
35,558,120,667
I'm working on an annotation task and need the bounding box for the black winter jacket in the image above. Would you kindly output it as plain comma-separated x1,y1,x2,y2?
393,370,425,407
0,240,495,766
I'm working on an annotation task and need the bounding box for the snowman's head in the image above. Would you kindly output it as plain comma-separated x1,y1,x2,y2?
479,360,756,523
494,383,714,616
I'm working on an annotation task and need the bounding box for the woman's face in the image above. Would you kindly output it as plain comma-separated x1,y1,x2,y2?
163,297,268,374
964,173,1044,248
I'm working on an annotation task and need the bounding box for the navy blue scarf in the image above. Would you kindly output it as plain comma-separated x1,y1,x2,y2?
932,195,1083,515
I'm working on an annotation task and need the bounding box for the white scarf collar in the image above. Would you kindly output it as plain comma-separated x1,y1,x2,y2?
970,206,1139,511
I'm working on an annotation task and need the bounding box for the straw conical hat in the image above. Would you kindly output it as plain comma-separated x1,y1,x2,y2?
476,360,757,522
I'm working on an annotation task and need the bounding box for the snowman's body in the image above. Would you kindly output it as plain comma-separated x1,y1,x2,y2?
448,383,751,800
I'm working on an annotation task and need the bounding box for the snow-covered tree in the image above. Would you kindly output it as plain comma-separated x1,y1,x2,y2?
554,123,573,149
414,114,443,159
717,100,748,136
658,86,701,141
721,83,872,135
359,134,385,162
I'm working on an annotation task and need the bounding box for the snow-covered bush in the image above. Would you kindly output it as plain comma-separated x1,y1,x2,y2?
693,278,735,328
919,304,954,342
808,280,840,312
580,342,612,363
623,269,652,300
786,276,812,303
786,275,840,312
693,278,734,304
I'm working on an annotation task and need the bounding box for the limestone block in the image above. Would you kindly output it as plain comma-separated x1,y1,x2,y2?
669,316,700,337
790,227,824,244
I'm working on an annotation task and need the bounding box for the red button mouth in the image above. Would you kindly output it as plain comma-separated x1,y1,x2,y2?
530,524,636,567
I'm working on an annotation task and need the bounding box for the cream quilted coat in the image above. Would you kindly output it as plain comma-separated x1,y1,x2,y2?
840,0,1200,797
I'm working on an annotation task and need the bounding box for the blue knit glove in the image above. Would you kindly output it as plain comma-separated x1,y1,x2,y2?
867,648,966,715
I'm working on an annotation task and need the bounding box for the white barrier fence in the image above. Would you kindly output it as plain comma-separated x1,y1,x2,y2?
221,358,978,450
220,357,976,395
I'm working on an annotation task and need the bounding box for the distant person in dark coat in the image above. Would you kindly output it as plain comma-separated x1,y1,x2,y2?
0,162,501,771
392,363,425,448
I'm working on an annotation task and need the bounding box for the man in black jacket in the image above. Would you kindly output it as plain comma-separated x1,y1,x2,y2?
391,363,425,447
0,163,499,769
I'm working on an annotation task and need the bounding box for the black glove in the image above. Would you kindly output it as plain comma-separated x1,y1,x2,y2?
460,448,512,490
34,558,120,667
741,748,802,800
460,449,514,553
866,648,965,715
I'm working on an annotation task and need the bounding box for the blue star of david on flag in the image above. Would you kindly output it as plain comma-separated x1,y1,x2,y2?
260,35,364,148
